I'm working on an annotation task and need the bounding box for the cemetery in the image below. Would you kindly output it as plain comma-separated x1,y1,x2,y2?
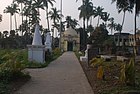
0,0,140,94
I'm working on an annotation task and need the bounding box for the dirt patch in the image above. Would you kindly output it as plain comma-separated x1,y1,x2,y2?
80,61,140,94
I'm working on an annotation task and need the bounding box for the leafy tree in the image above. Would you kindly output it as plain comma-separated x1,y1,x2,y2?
88,26,108,47
3,31,9,38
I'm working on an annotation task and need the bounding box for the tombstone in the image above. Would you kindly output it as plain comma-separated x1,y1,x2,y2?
44,32,52,52
80,44,91,62
27,23,45,63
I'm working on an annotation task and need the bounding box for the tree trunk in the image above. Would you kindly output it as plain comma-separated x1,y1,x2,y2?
121,11,126,30
10,14,12,31
46,7,50,30
119,11,126,47
21,3,23,36
97,16,100,27
134,5,137,56
14,14,17,32
83,17,86,49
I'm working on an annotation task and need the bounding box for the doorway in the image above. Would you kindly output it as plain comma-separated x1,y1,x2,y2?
67,41,73,51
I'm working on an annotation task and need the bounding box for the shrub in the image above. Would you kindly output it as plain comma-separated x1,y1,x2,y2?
120,58,135,86
90,57,105,80
0,51,26,81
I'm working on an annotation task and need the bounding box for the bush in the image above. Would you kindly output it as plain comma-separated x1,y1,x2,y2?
0,51,26,81
120,58,135,86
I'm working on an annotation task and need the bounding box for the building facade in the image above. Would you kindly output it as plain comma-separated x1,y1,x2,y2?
61,27,80,51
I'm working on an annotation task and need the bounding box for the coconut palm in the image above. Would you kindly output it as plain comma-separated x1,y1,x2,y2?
41,0,55,30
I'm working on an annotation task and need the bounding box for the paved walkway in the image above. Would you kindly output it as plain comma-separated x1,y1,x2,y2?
15,52,94,94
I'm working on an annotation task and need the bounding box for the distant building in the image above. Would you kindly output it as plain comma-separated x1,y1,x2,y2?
114,31,140,54
114,32,130,46
61,27,80,51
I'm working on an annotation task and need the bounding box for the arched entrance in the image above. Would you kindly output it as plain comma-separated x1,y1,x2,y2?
67,41,73,51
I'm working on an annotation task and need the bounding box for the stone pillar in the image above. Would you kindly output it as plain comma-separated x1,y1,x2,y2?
27,23,45,63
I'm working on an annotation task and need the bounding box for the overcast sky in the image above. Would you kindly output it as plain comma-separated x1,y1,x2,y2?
0,0,139,34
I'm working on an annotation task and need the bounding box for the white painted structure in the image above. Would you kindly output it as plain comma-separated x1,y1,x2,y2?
27,23,45,63
80,44,91,62
45,32,52,52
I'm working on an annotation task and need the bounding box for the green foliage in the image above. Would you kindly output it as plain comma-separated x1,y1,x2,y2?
88,26,108,47
53,47,62,56
0,51,26,81
0,82,10,94
120,58,135,86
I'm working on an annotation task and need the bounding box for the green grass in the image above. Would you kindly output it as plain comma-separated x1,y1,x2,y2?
0,48,62,93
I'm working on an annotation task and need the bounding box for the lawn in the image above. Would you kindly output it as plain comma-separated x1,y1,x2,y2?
0,48,62,94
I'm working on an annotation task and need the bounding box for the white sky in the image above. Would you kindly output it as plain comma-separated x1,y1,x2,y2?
0,0,139,34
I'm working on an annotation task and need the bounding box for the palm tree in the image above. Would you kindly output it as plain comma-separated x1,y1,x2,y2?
94,6,104,27
4,5,13,31
32,0,44,16
49,7,61,37
112,0,140,55
22,0,41,31
108,17,116,35
41,0,55,31
101,12,110,26
112,0,133,31
49,7,61,25
12,3,20,32
13,0,25,35
114,23,122,46
64,16,79,29
78,0,93,47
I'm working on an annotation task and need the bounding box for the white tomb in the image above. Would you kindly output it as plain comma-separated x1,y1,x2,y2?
45,32,52,52
27,23,45,63
80,44,91,62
